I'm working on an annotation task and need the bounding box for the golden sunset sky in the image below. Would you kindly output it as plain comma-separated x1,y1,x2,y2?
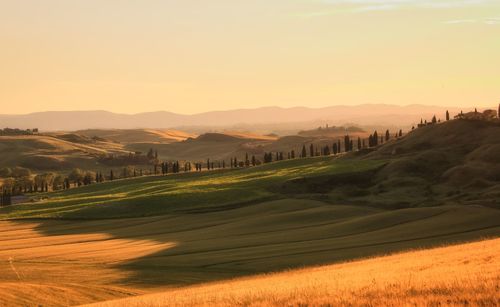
1,0,499,114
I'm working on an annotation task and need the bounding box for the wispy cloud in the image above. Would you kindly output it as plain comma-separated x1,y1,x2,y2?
443,16,500,25
297,0,492,17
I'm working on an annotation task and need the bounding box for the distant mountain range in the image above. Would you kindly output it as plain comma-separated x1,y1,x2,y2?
0,104,473,132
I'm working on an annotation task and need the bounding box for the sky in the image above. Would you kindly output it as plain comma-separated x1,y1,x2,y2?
0,0,499,115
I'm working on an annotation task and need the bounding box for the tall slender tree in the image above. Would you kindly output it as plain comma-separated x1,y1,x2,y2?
344,135,350,152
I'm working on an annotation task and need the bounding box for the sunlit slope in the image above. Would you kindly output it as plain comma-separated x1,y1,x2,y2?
124,131,277,162
0,156,384,219
76,129,196,144
1,201,498,306
85,238,500,307
0,135,126,171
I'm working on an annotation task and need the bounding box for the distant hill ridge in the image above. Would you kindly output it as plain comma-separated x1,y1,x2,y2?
0,104,471,131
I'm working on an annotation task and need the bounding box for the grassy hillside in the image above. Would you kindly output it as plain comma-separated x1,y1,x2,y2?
0,119,499,306
367,119,500,208
124,131,280,162
84,238,500,307
75,129,196,144
0,135,127,171
0,156,384,219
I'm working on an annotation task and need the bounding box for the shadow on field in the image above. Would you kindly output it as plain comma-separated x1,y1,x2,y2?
30,198,500,288
8,120,500,289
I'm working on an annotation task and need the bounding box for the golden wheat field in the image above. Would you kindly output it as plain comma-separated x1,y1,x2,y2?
85,238,500,307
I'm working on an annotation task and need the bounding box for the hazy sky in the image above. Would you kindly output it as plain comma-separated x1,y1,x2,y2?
1,0,499,114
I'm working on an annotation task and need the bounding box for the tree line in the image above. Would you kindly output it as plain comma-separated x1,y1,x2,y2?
4,107,497,196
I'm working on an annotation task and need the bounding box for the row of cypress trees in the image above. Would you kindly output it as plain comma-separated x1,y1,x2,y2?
0,127,408,194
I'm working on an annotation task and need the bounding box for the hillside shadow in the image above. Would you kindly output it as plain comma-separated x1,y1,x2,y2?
26,199,500,288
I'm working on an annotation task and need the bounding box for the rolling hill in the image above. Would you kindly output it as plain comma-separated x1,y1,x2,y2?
0,118,498,306
0,134,127,171
74,129,196,144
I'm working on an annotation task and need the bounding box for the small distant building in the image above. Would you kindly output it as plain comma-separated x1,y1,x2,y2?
455,109,498,121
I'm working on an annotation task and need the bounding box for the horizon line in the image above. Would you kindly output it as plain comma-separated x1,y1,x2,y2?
0,103,493,117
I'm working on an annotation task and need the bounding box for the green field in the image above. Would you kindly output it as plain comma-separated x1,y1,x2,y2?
0,156,384,219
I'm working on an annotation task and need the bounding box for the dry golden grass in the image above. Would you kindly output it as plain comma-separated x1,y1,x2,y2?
0,220,171,307
221,131,279,141
86,238,500,307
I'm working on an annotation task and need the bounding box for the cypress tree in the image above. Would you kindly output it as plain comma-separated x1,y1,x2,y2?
207,158,210,170
385,130,390,141
110,170,114,181
432,115,437,124
399,129,403,137
344,135,350,152
309,144,314,157
252,155,256,166
357,137,361,150
291,150,295,159
446,110,450,121
301,145,307,158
